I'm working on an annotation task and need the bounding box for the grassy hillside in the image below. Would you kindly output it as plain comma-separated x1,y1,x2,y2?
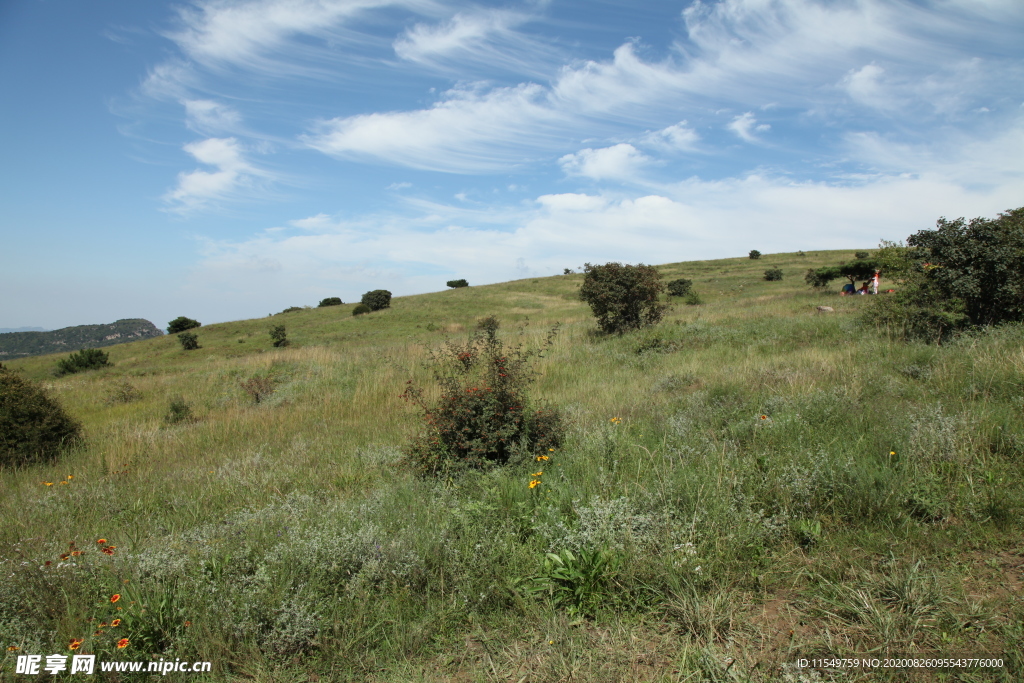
2,250,1021,682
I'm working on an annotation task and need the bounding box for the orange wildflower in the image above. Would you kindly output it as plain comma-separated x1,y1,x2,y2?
110,619,121,627
110,594,121,604
97,539,107,544
69,639,83,651
116,638,129,649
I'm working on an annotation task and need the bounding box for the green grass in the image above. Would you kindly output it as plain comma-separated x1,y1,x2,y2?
2,250,1022,682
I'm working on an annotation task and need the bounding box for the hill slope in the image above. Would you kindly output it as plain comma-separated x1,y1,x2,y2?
1,251,1021,682
0,318,163,360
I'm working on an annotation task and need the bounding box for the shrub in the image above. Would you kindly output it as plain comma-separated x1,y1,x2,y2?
764,268,783,281
318,297,343,307
352,304,371,316
55,348,112,377
278,307,303,315
666,278,693,297
361,290,392,311
164,396,194,425
477,315,500,335
401,324,564,476
177,332,199,350
563,268,574,275
854,251,870,259
105,380,142,405
805,266,841,289
1,364,82,467
446,279,469,288
269,325,289,348
167,317,201,334
579,262,668,335
240,375,276,405
749,250,761,260
683,290,703,305
865,206,1024,340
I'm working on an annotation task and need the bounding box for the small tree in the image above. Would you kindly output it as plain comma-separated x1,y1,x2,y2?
168,317,201,334
839,259,880,286
805,266,842,289
401,324,563,476
269,325,289,348
318,297,343,307
178,332,199,350
1,364,82,467
764,268,783,281
361,290,392,311
563,268,574,275
749,250,761,260
854,251,870,260
666,278,693,297
579,262,668,335
55,349,112,377
865,206,1024,339
446,279,469,288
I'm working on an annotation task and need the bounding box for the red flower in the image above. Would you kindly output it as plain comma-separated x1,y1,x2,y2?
110,594,121,604
116,638,129,649
69,639,83,651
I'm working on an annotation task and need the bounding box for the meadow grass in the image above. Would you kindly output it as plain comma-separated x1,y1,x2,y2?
2,250,1022,682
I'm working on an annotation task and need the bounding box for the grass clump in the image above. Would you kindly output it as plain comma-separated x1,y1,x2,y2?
0,364,81,467
54,348,111,377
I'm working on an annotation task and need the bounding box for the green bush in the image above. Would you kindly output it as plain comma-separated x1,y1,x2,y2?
164,396,195,425
177,332,199,350
277,307,303,315
666,278,693,297
55,348,112,377
749,250,761,260
579,262,667,335
401,324,564,475
865,206,1024,340
805,266,841,289
167,317,201,334
446,279,469,288
854,251,870,259
683,290,703,305
764,268,783,281
352,304,371,316
270,325,289,348
318,297,343,307
0,364,82,467
361,290,392,311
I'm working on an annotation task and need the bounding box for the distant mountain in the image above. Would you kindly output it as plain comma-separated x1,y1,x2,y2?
0,327,48,333
0,319,164,360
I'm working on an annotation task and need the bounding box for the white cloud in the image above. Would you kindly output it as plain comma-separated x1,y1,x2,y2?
727,112,770,143
559,144,651,181
642,121,700,151
163,137,263,212
184,99,243,134
395,10,524,62
302,82,565,172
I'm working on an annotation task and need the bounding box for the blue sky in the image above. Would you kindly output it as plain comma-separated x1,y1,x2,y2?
2,0,1022,330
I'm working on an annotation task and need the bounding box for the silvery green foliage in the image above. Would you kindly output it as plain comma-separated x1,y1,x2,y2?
905,404,970,464
537,496,664,554
121,494,425,659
